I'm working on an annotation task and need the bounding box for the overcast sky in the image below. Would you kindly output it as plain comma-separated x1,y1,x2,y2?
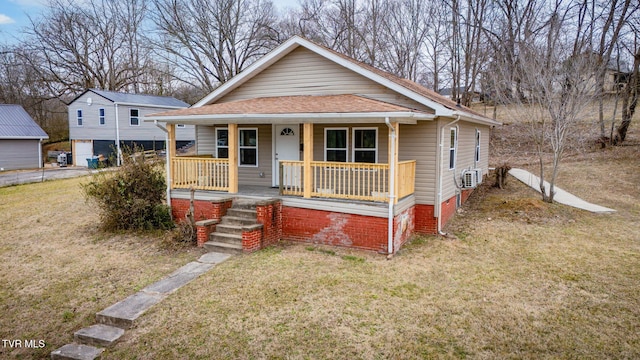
0,0,300,44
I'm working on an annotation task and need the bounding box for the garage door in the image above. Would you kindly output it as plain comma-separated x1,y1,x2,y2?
74,141,93,167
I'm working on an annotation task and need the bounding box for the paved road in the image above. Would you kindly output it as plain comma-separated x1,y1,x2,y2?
0,167,98,187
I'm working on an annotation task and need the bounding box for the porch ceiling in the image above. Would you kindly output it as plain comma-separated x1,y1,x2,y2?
145,94,434,125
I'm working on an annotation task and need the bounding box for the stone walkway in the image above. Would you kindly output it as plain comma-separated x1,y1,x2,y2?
509,168,616,214
51,252,231,360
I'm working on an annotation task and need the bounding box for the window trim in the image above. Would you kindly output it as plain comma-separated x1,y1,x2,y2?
215,127,228,159
474,129,481,166
129,108,140,126
76,109,83,126
238,127,258,167
98,108,105,126
352,127,378,163
324,127,349,162
449,127,458,170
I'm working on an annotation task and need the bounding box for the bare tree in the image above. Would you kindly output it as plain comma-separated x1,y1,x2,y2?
614,20,640,144
150,0,278,92
489,2,598,203
22,0,152,97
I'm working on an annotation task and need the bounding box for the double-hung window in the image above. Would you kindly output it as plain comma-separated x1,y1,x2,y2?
475,129,481,166
352,128,377,163
239,128,258,166
449,127,458,170
215,128,228,158
76,109,83,126
99,108,105,125
325,128,348,162
129,109,139,126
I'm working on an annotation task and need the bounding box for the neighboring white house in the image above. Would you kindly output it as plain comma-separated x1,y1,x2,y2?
0,104,49,171
67,89,194,166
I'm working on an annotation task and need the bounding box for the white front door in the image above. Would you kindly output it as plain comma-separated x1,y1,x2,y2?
273,124,300,186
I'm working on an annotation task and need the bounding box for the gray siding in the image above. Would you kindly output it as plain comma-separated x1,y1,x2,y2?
0,139,40,170
69,92,194,142
441,121,491,201
217,47,433,113
195,124,272,187
399,121,438,204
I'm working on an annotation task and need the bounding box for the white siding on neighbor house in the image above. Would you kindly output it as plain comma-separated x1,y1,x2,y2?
217,47,434,113
440,121,492,202
399,121,439,204
0,139,40,170
69,91,194,142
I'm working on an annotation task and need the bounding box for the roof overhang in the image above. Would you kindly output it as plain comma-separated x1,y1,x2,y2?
451,111,502,126
145,112,428,125
0,135,49,140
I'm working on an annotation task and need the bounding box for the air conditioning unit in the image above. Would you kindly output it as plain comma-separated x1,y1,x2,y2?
461,170,477,188
474,169,483,184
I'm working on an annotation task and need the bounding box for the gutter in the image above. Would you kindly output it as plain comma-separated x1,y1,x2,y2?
435,115,460,235
154,120,171,208
385,117,396,258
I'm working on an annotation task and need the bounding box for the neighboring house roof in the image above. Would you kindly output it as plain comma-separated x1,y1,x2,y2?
0,105,49,139
68,89,189,108
150,95,435,123
190,36,499,126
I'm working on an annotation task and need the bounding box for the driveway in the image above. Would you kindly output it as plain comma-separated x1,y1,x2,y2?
0,167,97,187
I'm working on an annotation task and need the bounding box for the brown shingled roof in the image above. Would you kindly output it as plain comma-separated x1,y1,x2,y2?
317,43,486,117
150,94,432,118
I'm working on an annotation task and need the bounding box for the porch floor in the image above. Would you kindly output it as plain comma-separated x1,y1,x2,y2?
171,185,393,208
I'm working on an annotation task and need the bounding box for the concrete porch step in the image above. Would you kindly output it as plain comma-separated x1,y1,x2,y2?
221,216,258,226
232,199,258,209
203,240,243,254
215,223,244,235
50,343,104,360
210,232,242,245
74,324,125,348
226,208,257,219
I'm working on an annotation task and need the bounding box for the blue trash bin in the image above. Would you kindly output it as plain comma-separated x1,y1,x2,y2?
86,157,98,169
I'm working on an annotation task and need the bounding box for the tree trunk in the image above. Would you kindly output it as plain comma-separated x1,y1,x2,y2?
614,46,640,145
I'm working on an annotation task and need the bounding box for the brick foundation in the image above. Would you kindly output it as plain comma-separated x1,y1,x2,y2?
255,200,282,249
282,206,390,252
171,198,232,223
393,206,415,250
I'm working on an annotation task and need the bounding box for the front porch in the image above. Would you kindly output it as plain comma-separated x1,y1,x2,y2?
166,122,416,204
170,156,416,203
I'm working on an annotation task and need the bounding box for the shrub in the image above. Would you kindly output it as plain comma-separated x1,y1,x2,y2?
82,149,173,231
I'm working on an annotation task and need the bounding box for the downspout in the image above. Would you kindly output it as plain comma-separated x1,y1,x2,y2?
38,138,43,168
154,120,171,208
436,115,460,235
115,103,122,166
385,117,396,258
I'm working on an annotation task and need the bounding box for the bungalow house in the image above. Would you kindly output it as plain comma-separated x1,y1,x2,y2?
145,36,500,255
67,89,194,166
0,104,49,171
